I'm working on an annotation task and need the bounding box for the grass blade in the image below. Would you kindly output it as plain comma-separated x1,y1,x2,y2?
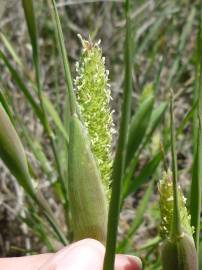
19,121,52,177
145,102,167,143
0,101,67,245
170,91,181,238
49,0,76,115
22,0,51,134
42,94,69,142
166,8,195,88
103,0,133,269
0,33,23,68
118,179,154,252
0,50,43,121
190,4,202,257
0,89,14,121
122,102,167,201
22,0,71,219
123,151,162,199
122,97,197,200
21,0,38,63
125,94,154,166
21,211,55,252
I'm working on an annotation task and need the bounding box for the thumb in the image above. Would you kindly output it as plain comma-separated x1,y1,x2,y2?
39,239,142,270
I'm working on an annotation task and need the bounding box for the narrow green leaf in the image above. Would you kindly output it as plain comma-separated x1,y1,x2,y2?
0,50,43,121
170,92,181,238
22,0,70,218
42,94,69,142
122,102,167,201
118,180,154,252
190,4,202,256
137,17,163,55
0,33,23,68
145,102,167,141
104,0,133,269
0,101,67,245
166,8,195,88
20,210,55,251
177,101,197,136
49,0,76,115
22,0,38,59
37,195,68,245
137,236,161,252
19,122,52,177
126,95,154,166
0,89,14,122
22,0,51,136
123,151,161,199
122,98,197,200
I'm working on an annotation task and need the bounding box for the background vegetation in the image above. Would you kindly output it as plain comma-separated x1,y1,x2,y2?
0,0,201,269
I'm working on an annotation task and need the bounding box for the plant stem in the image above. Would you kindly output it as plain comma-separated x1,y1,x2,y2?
49,0,76,116
170,91,181,239
103,0,133,269
190,3,202,256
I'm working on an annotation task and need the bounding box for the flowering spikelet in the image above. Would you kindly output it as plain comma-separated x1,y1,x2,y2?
74,35,113,199
158,170,193,239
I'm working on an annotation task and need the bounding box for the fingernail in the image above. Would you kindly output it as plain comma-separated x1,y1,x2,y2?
126,255,142,269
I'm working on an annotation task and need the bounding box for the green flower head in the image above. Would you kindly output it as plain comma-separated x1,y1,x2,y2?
158,170,194,239
74,35,114,200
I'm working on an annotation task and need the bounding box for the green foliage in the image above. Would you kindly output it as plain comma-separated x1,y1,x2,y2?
0,103,35,197
104,0,134,268
0,0,201,269
68,115,107,242
190,4,202,259
118,179,154,252
125,85,154,167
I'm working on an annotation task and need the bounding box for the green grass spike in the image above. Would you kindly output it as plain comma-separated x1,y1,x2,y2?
75,35,114,200
158,170,193,240
159,171,197,270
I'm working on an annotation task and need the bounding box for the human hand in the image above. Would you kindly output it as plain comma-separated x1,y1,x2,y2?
0,238,142,270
